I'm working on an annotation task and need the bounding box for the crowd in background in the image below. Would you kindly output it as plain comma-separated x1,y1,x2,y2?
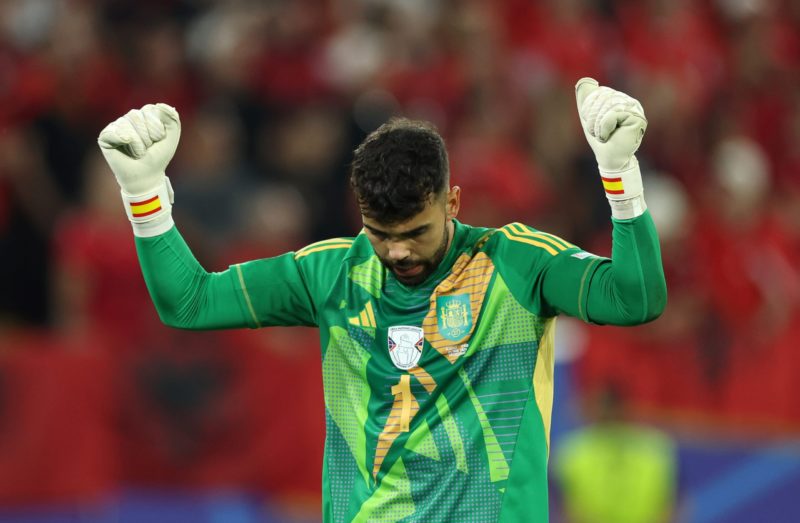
1,0,799,510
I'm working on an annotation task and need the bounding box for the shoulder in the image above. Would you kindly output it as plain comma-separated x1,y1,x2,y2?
294,237,356,261
293,232,375,266
489,222,576,258
292,233,380,298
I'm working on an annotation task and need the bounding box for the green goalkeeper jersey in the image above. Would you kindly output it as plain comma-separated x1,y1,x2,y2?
135,214,666,522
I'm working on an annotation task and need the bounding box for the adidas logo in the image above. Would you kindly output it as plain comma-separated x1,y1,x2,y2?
349,301,377,329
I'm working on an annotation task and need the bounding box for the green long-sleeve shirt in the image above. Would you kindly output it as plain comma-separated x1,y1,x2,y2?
135,214,666,522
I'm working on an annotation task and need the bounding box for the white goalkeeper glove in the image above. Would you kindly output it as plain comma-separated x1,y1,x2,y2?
97,103,181,237
575,77,648,219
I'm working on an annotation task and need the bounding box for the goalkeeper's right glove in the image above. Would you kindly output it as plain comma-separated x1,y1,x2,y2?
575,77,648,220
97,103,181,237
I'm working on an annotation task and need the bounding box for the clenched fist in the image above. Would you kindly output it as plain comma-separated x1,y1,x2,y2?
97,103,181,236
575,78,648,218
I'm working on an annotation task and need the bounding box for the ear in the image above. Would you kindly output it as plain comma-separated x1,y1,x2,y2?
446,186,461,220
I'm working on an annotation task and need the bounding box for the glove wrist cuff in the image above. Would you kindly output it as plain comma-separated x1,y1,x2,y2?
598,157,646,219
599,157,643,201
121,176,175,237
130,213,175,237
608,194,647,220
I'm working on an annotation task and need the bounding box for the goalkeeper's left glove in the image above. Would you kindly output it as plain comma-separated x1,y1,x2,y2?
97,103,181,237
575,77,648,219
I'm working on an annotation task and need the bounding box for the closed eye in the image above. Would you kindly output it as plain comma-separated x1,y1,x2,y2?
402,226,428,239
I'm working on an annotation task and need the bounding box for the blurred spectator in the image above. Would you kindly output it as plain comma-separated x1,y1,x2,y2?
0,127,62,326
52,151,160,342
170,100,258,264
449,99,553,227
255,105,354,239
229,182,313,261
555,386,678,523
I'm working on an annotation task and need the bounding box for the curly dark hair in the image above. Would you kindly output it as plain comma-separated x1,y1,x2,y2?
349,118,450,224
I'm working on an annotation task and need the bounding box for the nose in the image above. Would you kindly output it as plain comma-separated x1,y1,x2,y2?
387,240,411,262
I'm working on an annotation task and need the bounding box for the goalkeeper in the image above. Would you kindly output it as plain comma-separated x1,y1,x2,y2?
98,78,666,522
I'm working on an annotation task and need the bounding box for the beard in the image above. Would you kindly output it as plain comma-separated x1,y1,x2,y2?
380,222,450,286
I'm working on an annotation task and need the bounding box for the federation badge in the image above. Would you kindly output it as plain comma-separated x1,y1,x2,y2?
437,294,472,342
387,326,424,370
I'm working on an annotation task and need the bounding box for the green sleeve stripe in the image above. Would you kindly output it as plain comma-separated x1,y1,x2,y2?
577,257,602,322
234,264,262,328
628,221,649,324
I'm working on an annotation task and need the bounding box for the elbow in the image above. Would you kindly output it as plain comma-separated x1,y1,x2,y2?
159,315,184,329
639,279,668,324
613,280,667,326
642,296,666,323
157,310,184,329
652,277,669,319
147,289,202,329
153,304,194,330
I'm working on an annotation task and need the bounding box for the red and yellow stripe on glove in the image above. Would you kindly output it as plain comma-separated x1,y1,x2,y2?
121,177,175,237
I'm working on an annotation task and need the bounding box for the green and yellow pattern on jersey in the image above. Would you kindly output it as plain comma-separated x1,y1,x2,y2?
228,220,604,522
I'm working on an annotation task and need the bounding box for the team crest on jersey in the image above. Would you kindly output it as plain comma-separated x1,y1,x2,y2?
437,294,473,341
387,326,424,370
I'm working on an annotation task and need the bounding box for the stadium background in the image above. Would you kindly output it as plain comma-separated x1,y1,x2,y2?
1,0,799,521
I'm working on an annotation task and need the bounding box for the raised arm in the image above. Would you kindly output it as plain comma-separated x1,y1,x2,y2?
541,79,666,325
539,211,666,326
578,78,665,324
97,105,316,330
